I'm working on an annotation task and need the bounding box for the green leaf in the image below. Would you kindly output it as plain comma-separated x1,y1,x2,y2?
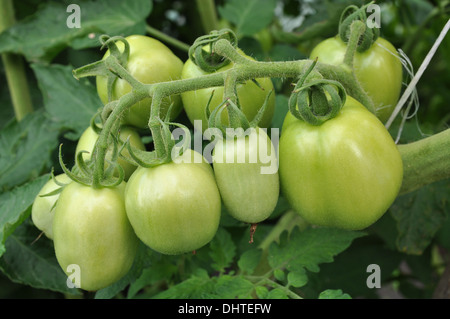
153,268,215,299
0,0,152,62
0,174,50,257
391,180,449,255
0,111,59,191
0,219,80,295
318,289,352,299
31,63,101,140
268,227,365,286
287,268,308,288
209,227,236,272
218,0,277,37
237,248,262,275
215,275,254,298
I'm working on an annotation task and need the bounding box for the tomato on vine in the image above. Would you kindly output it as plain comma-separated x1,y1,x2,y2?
75,125,146,180
53,181,139,291
31,173,72,240
280,95,403,230
212,127,279,225
124,149,221,255
180,49,276,131
96,35,184,129
309,36,403,123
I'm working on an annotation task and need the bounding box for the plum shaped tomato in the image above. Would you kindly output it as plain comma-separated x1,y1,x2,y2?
212,127,279,224
309,36,403,123
180,49,276,132
96,35,184,129
75,125,146,180
31,173,72,240
124,149,221,255
53,181,139,291
279,96,403,230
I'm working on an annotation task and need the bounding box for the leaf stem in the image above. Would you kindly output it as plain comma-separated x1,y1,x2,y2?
195,0,219,34
343,20,366,69
0,0,33,121
145,25,190,52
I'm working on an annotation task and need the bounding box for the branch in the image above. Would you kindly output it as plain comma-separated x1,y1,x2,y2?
398,128,450,195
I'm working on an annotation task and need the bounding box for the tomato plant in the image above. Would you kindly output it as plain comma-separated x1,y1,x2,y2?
53,181,139,292
280,96,403,230
96,35,184,129
124,149,221,255
309,36,403,123
1,0,449,302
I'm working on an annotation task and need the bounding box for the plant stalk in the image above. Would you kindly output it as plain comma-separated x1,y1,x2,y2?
195,0,219,34
398,128,450,195
145,25,190,52
0,0,33,121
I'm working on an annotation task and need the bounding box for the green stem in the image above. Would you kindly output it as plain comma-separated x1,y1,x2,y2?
195,0,219,34
145,25,190,52
0,0,33,121
398,128,450,195
342,20,366,69
93,91,146,187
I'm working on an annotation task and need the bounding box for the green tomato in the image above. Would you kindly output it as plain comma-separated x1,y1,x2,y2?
96,35,184,129
309,36,403,123
53,182,139,291
180,50,276,131
125,149,221,255
212,127,279,224
75,125,146,180
31,174,72,240
279,96,403,230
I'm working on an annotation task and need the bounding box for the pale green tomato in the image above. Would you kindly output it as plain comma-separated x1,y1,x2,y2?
75,126,145,180
53,182,139,291
309,36,403,123
212,127,279,223
31,174,72,239
96,35,184,128
125,149,221,255
180,49,276,131
279,96,403,230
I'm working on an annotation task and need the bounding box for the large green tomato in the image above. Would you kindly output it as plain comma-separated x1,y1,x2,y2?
180,50,276,131
212,127,279,224
309,36,403,123
96,35,184,129
125,149,221,255
31,174,72,240
279,96,403,230
53,182,139,291
75,125,146,180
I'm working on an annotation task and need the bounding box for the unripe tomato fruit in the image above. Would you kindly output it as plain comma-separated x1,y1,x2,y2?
31,174,72,240
125,149,221,255
53,182,139,291
75,125,146,180
96,35,184,129
309,36,403,123
212,127,279,224
279,96,403,230
180,50,276,131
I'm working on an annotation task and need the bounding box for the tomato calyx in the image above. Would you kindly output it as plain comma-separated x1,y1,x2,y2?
338,2,379,54
289,59,346,126
188,28,238,72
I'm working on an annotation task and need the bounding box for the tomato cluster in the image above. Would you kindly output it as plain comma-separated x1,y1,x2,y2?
31,33,404,291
